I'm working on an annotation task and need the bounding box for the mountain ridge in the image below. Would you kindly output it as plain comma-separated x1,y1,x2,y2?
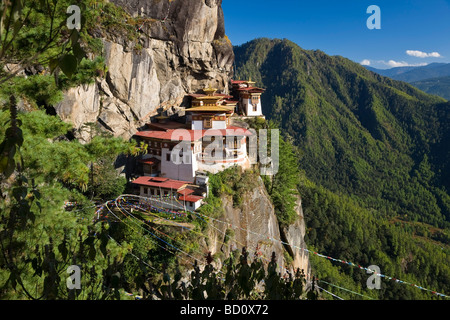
364,63,450,100
233,37,450,299
365,62,449,81
233,37,450,226
412,76,450,100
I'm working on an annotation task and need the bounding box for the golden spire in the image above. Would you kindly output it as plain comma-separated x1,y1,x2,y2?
247,77,255,86
203,86,217,96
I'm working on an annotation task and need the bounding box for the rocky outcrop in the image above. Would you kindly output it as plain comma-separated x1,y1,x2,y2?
280,198,311,275
55,0,234,142
202,176,310,276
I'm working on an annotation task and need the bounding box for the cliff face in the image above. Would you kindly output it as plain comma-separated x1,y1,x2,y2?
280,198,311,275
56,0,234,141
203,176,310,276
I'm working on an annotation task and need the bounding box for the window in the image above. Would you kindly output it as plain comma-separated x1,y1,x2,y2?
228,137,240,149
166,153,171,162
143,187,148,194
251,95,259,112
204,118,212,128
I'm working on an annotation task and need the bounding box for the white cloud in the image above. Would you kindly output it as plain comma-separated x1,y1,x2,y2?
382,60,428,68
359,59,429,69
406,50,441,58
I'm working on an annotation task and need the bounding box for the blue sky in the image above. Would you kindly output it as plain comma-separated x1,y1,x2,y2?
222,0,450,69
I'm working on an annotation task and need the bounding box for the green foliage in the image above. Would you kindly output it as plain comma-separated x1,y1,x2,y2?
0,166,129,300
0,0,101,81
412,76,450,101
0,74,63,107
0,110,132,193
245,118,300,225
202,166,260,211
300,179,450,300
0,108,135,300
130,249,308,300
0,0,110,106
58,56,107,90
268,136,300,225
89,156,127,200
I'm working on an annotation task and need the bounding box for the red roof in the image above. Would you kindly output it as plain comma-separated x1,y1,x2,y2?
132,176,188,190
215,93,233,98
134,129,204,141
134,126,252,141
146,121,187,130
237,87,265,92
177,188,195,196
179,195,204,202
231,80,247,84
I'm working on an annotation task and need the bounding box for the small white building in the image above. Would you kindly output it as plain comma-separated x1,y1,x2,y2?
231,79,265,117
132,176,204,211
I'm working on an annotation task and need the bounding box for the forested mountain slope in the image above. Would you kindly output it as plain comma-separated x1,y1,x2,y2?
234,38,450,299
234,38,450,228
366,63,450,100
412,76,450,101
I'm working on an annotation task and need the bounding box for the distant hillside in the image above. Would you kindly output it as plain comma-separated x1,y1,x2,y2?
234,38,450,300
365,64,438,78
234,38,450,227
366,63,450,82
412,76,450,100
366,63,450,99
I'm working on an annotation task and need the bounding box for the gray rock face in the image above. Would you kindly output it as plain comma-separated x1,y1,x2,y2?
205,176,310,277
55,0,234,141
280,198,311,275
